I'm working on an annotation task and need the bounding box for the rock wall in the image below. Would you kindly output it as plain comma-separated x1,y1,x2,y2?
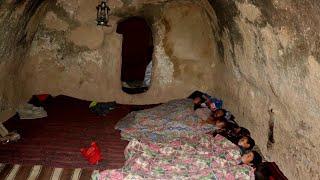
20,0,221,104
208,0,320,179
0,0,49,112
0,0,319,179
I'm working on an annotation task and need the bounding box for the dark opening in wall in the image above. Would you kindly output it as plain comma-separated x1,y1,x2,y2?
116,16,154,94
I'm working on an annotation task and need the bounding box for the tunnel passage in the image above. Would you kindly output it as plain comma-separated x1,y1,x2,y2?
116,17,154,94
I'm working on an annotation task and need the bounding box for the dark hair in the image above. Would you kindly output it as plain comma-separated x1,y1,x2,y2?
255,162,272,180
251,151,262,167
188,91,205,101
245,136,255,150
193,103,202,110
216,117,227,128
237,127,251,137
236,136,256,150
188,91,201,99
212,109,227,117
226,121,239,130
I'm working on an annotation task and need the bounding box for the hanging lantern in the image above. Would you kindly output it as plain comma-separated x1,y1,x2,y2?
96,0,110,26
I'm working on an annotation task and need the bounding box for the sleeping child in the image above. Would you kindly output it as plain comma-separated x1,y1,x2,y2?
201,116,227,131
204,109,237,126
237,135,255,154
220,126,252,144
240,150,262,167
95,134,262,180
188,90,223,111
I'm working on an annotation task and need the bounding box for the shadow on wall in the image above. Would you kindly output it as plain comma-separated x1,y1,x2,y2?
116,16,154,94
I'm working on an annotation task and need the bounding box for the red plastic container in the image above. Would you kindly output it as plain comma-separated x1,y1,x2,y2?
80,142,102,165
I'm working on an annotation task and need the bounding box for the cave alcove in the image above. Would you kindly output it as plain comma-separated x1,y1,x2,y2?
116,16,154,94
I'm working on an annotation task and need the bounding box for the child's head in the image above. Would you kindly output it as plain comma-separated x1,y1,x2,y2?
212,109,225,118
241,150,262,167
215,117,227,130
214,108,234,119
209,104,216,112
238,136,255,150
234,126,251,137
193,96,202,104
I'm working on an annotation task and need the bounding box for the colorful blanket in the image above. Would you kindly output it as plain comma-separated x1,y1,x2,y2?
115,99,215,142
94,135,254,180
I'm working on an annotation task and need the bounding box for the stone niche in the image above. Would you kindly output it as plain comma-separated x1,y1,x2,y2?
20,0,221,105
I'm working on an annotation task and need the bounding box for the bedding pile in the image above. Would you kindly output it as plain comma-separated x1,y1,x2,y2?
115,99,215,142
94,135,254,179
95,98,255,179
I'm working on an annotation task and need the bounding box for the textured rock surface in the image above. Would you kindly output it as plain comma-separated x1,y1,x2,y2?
0,0,49,111
68,25,104,49
0,0,319,179
208,0,320,179
20,0,219,104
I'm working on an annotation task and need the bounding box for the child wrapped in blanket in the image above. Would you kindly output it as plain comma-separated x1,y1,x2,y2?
200,109,256,155
188,91,223,111
94,134,262,180
204,108,238,128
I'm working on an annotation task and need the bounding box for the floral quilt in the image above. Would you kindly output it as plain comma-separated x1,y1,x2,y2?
115,99,215,142
94,134,254,180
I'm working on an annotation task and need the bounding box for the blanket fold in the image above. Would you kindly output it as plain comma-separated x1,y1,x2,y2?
96,135,254,180
115,99,214,142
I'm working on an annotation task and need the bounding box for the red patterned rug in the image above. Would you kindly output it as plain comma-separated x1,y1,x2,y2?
0,95,156,170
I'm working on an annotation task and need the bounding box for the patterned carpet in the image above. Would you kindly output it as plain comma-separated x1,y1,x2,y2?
0,163,97,180
0,95,156,170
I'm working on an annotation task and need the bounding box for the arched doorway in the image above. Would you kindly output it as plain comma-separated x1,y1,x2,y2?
116,17,154,94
